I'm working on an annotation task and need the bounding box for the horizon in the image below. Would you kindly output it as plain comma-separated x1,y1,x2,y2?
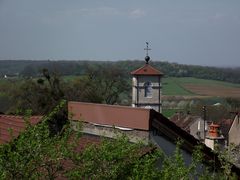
0,1,240,67
0,59,239,69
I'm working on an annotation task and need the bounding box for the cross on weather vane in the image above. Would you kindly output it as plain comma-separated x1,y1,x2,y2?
144,42,151,64
144,42,151,56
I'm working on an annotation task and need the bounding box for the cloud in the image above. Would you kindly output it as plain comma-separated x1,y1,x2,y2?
41,7,121,25
211,13,227,21
65,7,121,17
129,9,146,19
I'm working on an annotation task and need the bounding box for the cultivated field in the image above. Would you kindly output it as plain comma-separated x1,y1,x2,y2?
162,77,240,97
183,84,240,97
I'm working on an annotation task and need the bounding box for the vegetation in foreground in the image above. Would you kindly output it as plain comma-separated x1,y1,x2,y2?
0,101,238,179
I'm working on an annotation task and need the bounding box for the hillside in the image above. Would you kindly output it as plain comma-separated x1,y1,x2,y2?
1,60,240,84
162,77,240,97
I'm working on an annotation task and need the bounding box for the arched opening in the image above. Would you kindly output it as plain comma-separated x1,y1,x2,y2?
144,81,152,98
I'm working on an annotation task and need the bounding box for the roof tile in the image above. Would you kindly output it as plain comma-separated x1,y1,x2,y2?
0,115,42,144
131,64,164,76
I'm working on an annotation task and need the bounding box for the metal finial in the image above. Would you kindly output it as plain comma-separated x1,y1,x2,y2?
144,42,151,64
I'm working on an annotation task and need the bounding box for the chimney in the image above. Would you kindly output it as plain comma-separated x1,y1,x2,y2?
205,122,225,150
208,123,220,138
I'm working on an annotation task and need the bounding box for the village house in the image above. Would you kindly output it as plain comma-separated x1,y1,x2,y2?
67,44,240,175
170,111,240,150
68,101,240,175
219,114,240,146
170,112,207,141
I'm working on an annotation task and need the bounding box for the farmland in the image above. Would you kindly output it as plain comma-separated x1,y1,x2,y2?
162,77,240,98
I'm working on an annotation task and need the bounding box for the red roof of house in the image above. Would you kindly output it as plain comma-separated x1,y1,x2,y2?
0,115,42,144
68,101,150,130
67,101,240,176
170,113,200,132
131,64,164,76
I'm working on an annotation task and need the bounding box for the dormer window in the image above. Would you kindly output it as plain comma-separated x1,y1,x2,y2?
144,81,152,98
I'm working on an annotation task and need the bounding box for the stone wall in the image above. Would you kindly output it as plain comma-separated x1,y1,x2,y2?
70,120,150,144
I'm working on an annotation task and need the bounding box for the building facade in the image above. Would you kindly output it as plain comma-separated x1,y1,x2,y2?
131,57,163,112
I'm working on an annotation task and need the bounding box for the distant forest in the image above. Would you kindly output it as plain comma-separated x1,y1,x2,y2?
1,60,240,83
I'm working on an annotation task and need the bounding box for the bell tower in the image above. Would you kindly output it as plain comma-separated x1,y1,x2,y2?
131,42,164,113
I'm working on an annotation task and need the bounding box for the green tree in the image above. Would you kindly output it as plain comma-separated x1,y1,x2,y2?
65,65,131,105
9,69,64,115
0,100,74,179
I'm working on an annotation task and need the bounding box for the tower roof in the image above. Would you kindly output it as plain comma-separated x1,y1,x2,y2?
131,64,164,76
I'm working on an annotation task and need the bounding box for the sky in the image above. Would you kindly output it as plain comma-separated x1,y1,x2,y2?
0,0,240,67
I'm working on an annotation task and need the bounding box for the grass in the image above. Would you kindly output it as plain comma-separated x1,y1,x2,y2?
171,77,240,88
162,78,195,96
162,109,177,118
162,77,240,96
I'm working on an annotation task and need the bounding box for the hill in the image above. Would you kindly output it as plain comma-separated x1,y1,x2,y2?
1,60,240,84
162,77,240,97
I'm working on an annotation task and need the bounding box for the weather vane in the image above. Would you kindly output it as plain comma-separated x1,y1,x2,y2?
144,42,151,64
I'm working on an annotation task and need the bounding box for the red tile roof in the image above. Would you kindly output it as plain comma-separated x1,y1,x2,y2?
68,101,150,130
131,64,164,76
0,115,42,144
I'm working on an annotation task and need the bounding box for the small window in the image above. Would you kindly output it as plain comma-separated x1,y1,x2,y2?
144,81,152,97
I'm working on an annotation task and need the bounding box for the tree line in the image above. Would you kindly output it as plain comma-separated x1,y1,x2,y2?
0,67,130,115
1,60,240,83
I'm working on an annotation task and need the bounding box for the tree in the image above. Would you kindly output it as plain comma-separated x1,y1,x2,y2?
65,65,131,105
0,101,73,179
0,102,237,179
9,69,64,115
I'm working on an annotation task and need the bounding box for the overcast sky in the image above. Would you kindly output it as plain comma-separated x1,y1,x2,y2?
0,0,240,67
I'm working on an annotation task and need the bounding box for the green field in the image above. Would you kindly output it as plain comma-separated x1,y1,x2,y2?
162,77,194,96
162,77,240,96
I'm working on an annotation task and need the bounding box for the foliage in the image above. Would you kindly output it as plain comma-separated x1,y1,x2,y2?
8,69,65,115
0,100,74,179
64,65,131,105
2,59,240,84
189,103,232,122
66,135,162,179
226,98,240,110
159,141,202,180
0,104,237,180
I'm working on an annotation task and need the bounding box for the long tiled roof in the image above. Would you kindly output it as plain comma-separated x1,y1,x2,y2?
68,101,240,176
68,101,150,130
0,115,42,144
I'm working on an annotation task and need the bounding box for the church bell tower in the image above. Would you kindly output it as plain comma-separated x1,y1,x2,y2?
131,42,164,113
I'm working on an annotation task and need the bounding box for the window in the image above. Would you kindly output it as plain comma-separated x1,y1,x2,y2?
144,81,152,97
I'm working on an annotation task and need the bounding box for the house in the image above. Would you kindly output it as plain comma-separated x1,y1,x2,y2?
0,115,42,144
169,112,240,151
219,114,240,146
170,112,207,141
68,101,240,176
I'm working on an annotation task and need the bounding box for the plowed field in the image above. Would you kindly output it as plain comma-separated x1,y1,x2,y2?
183,84,240,97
